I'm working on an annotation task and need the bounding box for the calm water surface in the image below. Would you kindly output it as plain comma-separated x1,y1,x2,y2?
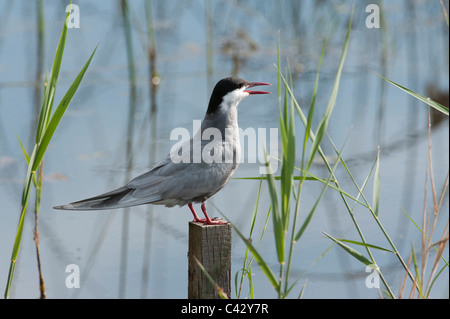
0,1,448,298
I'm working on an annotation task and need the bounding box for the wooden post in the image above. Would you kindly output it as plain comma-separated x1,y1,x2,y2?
188,221,232,299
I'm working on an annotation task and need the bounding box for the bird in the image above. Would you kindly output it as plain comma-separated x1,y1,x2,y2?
54,77,270,225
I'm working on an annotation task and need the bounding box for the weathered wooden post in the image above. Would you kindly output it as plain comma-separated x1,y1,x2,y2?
188,221,232,299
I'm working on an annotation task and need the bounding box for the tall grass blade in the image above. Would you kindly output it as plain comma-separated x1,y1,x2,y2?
323,232,373,266
401,207,449,266
33,46,97,171
279,68,296,234
15,132,30,164
375,73,449,116
306,7,352,172
36,2,71,144
295,131,349,242
291,7,353,241
373,147,381,217
440,0,449,26
328,134,376,210
426,263,448,298
193,256,228,299
410,243,423,298
301,33,329,173
264,152,284,265
231,220,279,291
236,177,263,298
5,145,36,297
297,280,308,299
338,239,394,253
4,6,96,298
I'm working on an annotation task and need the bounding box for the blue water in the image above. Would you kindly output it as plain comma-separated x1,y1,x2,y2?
0,0,448,299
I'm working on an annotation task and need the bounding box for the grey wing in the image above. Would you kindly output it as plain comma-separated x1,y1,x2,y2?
130,158,236,206
54,137,237,210
54,156,173,210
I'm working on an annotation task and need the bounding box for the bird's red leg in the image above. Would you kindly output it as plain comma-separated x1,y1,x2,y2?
201,202,228,225
188,203,206,223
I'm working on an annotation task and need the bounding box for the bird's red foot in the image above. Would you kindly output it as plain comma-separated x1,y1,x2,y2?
203,218,228,225
188,203,228,225
200,202,228,225
192,217,228,225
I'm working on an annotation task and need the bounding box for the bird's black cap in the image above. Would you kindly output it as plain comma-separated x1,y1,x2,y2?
206,77,270,114
206,77,247,114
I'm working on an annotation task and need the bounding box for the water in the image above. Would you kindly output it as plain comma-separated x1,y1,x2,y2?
0,0,448,299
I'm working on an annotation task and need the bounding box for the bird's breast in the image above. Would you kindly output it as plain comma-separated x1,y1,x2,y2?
198,132,240,168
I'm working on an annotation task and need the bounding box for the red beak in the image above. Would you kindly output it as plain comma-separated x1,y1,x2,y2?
244,82,271,95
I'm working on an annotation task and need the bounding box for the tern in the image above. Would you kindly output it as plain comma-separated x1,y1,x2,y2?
54,77,270,225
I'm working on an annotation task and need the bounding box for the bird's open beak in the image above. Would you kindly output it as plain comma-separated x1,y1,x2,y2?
244,82,271,95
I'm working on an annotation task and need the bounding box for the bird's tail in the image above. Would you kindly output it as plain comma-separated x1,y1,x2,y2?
53,186,135,210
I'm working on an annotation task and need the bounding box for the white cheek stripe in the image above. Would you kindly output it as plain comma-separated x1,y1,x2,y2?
220,88,249,112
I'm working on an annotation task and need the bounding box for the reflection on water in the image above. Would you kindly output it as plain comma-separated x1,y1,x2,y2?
0,0,448,299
